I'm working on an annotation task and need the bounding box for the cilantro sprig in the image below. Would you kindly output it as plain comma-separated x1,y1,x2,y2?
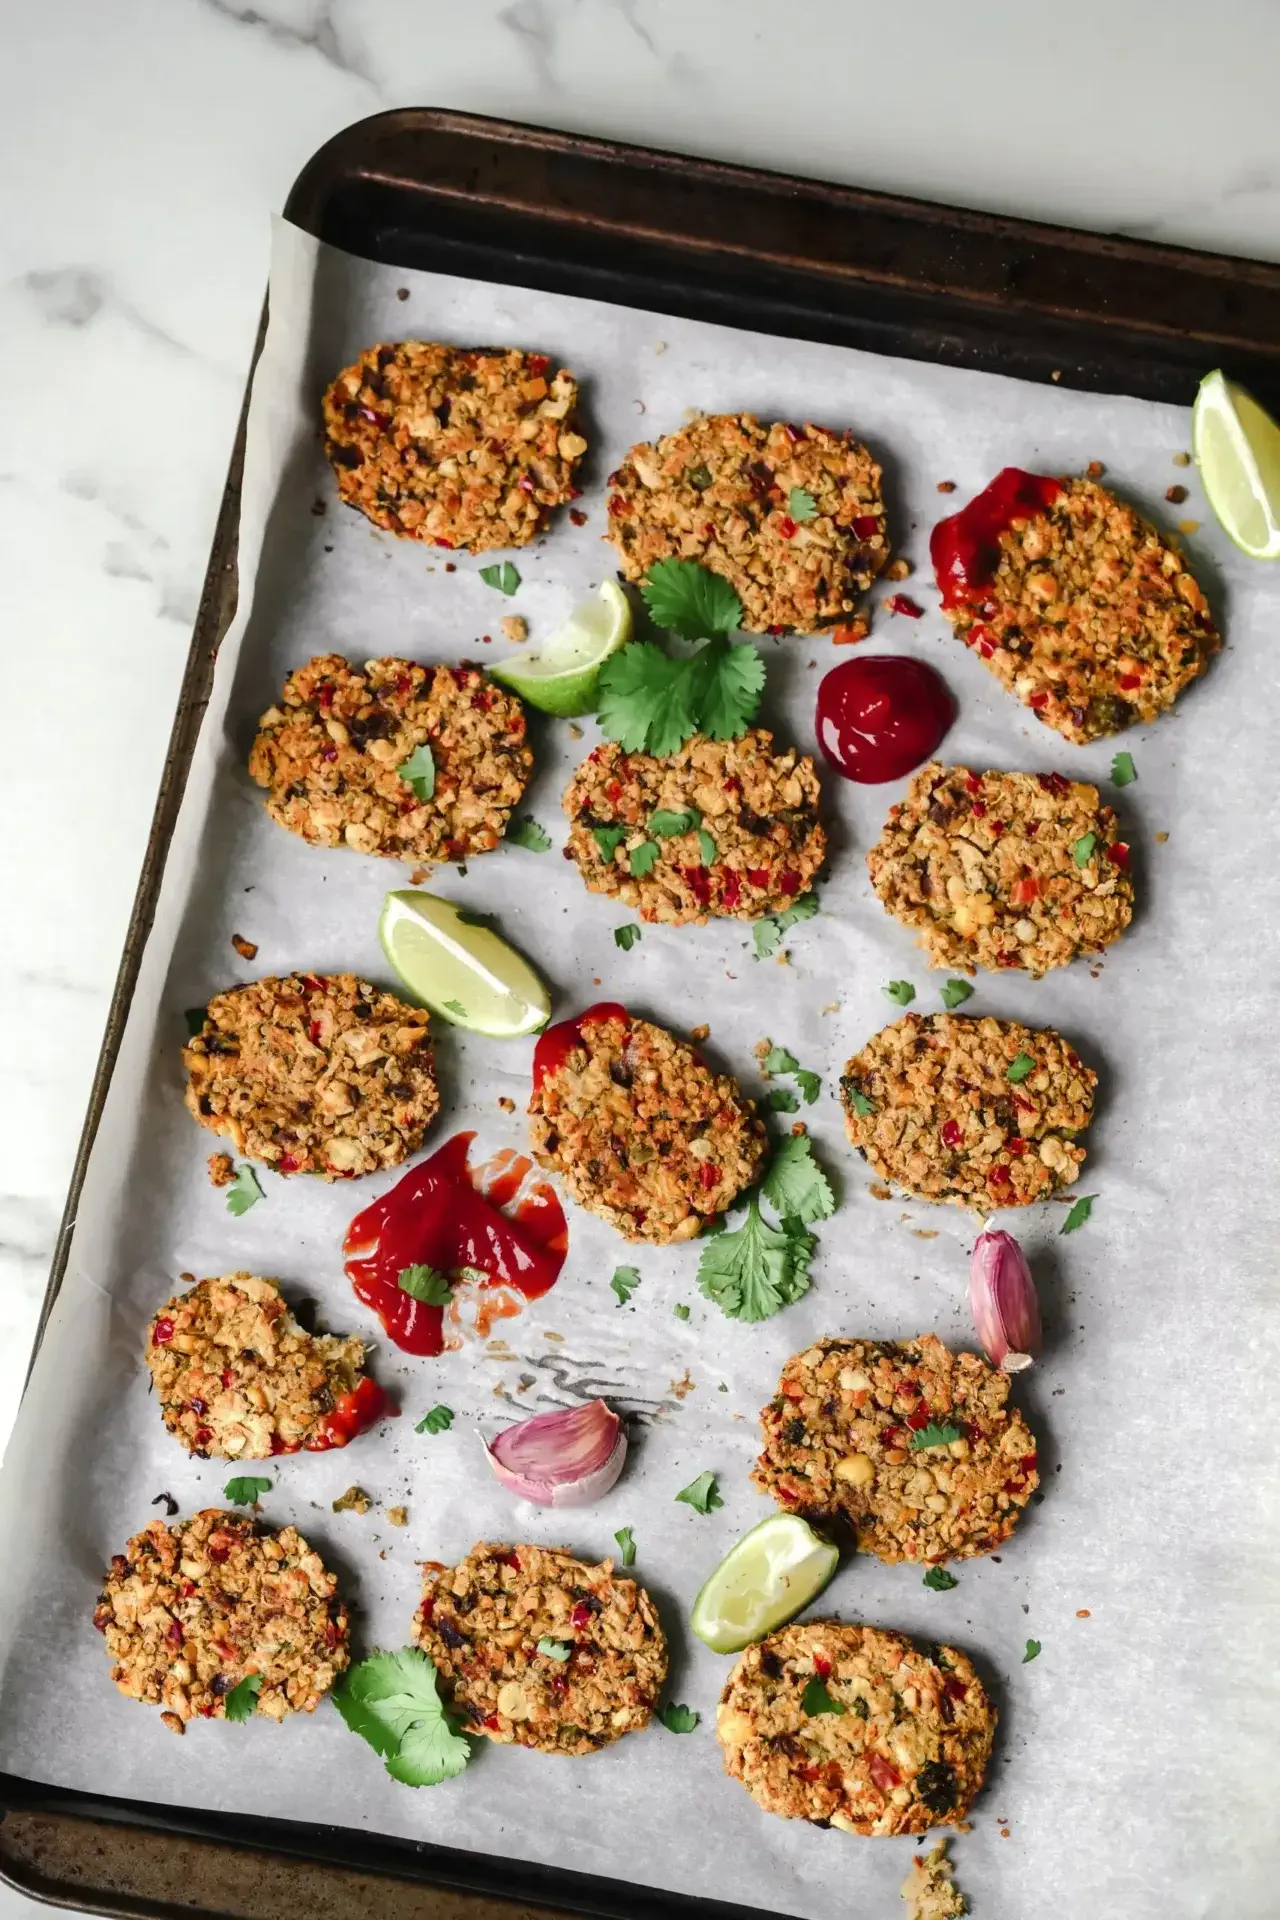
224,1475,271,1507
399,1265,453,1305
641,559,742,639
223,1674,262,1723
753,890,819,960
675,1470,722,1514
509,817,552,853
697,1133,833,1324
940,979,973,1010
597,562,765,756
226,1165,264,1218
333,1648,471,1786
610,1265,640,1306
658,1702,700,1733
761,1043,821,1107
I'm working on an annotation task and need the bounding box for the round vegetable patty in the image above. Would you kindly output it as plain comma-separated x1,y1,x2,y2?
414,1542,667,1755
753,1335,1039,1563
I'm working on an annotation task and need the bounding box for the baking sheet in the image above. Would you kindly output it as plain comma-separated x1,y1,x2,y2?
2,217,1279,1920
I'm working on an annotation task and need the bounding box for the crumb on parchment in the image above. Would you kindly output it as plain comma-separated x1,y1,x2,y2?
332,1486,372,1515
501,616,527,643
900,1840,967,1917
207,1153,235,1188
231,934,258,961
387,1506,408,1527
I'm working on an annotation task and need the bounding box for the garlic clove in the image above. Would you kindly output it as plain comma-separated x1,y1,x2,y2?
969,1225,1042,1372
484,1398,627,1507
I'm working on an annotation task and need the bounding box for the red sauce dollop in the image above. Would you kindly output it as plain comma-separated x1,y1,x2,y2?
930,467,1062,610
815,656,955,784
343,1132,567,1355
297,1377,389,1452
532,1002,629,1092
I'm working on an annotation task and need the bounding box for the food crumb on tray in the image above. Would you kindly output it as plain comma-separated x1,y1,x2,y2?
900,1839,968,1917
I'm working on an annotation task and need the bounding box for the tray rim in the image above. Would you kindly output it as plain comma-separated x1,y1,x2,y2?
5,100,1276,1920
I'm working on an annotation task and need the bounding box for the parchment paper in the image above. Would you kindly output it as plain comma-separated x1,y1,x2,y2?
2,219,1278,1920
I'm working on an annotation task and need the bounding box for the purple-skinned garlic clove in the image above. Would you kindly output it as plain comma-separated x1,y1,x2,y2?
484,1398,627,1506
969,1224,1042,1372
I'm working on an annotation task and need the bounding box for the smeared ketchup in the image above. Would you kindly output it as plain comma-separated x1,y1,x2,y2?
815,656,955,784
930,467,1062,610
532,1002,628,1093
344,1132,567,1356
300,1376,388,1452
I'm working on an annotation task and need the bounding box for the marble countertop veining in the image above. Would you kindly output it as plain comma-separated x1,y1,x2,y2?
0,3,1278,1909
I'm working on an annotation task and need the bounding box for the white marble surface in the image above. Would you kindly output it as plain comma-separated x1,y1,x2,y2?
1,2,1278,1912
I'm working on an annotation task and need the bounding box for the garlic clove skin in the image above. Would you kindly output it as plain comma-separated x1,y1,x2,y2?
969,1225,1042,1372
484,1398,627,1507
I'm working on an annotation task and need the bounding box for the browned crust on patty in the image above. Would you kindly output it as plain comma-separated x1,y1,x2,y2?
322,341,585,551
752,1335,1039,1563
562,730,825,924
92,1509,349,1727
840,1012,1096,1208
716,1622,995,1835
866,761,1133,975
606,412,888,633
249,655,532,862
413,1542,667,1755
183,973,438,1179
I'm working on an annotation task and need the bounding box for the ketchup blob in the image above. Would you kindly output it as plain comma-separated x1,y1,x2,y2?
532,1003,629,1092
344,1132,567,1356
815,656,955,784
930,467,1062,610
300,1376,389,1452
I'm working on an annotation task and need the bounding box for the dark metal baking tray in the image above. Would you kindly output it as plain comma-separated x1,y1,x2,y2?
4,105,1278,1920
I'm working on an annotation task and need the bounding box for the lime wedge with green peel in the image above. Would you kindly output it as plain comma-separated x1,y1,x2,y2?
690,1512,839,1654
378,891,550,1038
490,579,632,716
1192,370,1280,560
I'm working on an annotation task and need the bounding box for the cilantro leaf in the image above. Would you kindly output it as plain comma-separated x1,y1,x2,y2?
650,808,701,837
610,1265,640,1306
675,1470,722,1514
509,817,552,852
1072,832,1097,868
614,1526,636,1566
223,1475,271,1507
673,1302,691,1320
923,1567,959,1591
768,1087,800,1113
396,743,436,802
697,828,717,867
908,1422,962,1451
697,1197,813,1322
1110,751,1137,787
787,486,818,522
753,892,819,959
223,1674,262,1723
628,840,660,877
537,1637,572,1662
591,824,628,861
688,638,767,741
1006,1053,1035,1083
597,643,696,756
793,1068,821,1104
614,924,641,951
641,559,743,640
763,1045,800,1076
415,1405,453,1435
940,979,974,1010
184,1007,207,1038
1060,1194,1097,1235
1023,1639,1042,1663
399,1264,453,1305
801,1677,845,1717
761,1134,835,1225
658,1702,699,1733
333,1647,471,1786
884,980,916,1006
226,1165,263,1217
479,562,520,596
442,999,468,1018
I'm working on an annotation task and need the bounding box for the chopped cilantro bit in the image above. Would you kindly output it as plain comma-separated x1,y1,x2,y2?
675,1470,722,1514
184,1006,207,1038
591,824,628,861
787,486,818,522
223,1674,262,1723
1022,1638,1042,1663
801,1678,846,1717
641,558,743,641
673,1302,691,1320
442,1000,468,1018
884,980,916,1006
1072,832,1097,867
686,464,713,490
923,1567,959,1591
1006,1053,1035,1083
226,1164,264,1217
610,1265,640,1306
223,1475,271,1507
628,839,660,878
398,1264,453,1305
940,978,973,1010
658,1702,699,1733
697,828,717,867
761,1134,834,1225
333,1647,471,1786
1060,1194,1097,1235
753,891,818,959
763,1045,799,1076
614,1526,636,1566
415,1405,453,1435
908,1422,963,1451
614,924,642,951
849,1089,874,1117
698,1196,813,1322
794,1068,821,1104
649,807,701,837
478,562,520,596
537,1638,572,1662
1110,751,1137,787
396,743,436,802
509,817,552,852
768,1086,800,1113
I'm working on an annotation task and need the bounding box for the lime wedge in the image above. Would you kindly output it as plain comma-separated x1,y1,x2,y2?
1192,370,1280,560
691,1512,839,1654
378,891,550,1038
490,579,632,716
